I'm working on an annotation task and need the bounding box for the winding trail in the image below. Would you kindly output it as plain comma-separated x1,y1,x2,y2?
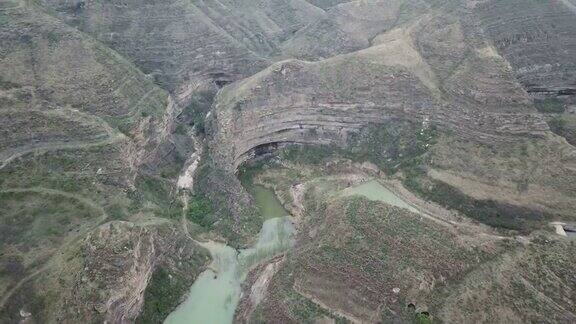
177,127,203,190
0,187,109,310
177,126,205,244
293,283,363,324
0,187,108,220
0,108,126,171
0,107,122,305
372,179,506,240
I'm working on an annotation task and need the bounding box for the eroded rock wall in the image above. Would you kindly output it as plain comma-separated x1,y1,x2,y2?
475,0,576,95
211,13,550,170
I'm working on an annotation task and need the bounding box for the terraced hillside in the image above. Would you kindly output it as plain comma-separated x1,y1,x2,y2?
0,2,207,322
234,158,576,323
0,0,575,322
477,0,576,94
38,0,317,101
211,2,576,227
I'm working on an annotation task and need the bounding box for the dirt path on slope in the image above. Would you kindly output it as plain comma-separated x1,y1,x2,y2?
0,187,109,309
0,108,126,171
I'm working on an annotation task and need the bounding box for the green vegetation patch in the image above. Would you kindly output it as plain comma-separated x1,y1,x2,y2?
0,190,99,250
279,144,336,166
186,193,216,229
404,175,551,232
131,174,182,220
534,97,565,113
182,91,215,136
137,267,188,324
276,119,438,176
193,149,261,247
414,312,433,324
345,120,438,175
548,114,576,145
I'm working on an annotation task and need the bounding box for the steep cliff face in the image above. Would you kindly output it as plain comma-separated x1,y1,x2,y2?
0,220,208,323
216,12,536,159
209,3,576,221
212,55,435,169
473,0,576,148
212,5,552,165
1,0,575,322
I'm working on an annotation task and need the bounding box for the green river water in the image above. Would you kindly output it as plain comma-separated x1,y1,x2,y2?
165,185,293,324
342,179,419,213
166,179,415,324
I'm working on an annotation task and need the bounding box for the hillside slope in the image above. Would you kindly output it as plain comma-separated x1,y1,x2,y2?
0,2,207,322
0,0,575,322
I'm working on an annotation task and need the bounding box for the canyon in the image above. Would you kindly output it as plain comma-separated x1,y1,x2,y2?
0,0,575,323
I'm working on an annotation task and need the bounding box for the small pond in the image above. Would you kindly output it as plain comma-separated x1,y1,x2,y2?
342,179,419,213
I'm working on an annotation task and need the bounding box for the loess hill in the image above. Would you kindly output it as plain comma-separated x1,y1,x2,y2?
0,0,575,323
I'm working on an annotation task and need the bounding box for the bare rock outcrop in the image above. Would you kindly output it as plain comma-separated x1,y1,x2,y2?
211,21,550,169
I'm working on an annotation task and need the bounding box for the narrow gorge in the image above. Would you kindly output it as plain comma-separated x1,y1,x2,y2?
0,0,575,323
